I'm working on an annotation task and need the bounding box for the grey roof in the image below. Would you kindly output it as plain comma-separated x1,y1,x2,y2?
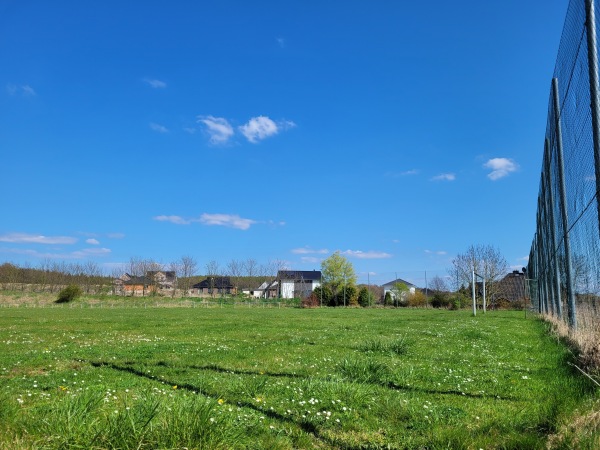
277,270,322,281
382,278,416,288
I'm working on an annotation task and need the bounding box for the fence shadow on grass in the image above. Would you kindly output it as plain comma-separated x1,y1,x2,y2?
86,360,350,449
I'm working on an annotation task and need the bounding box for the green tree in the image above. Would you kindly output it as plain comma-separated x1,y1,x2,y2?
391,282,409,307
358,286,373,307
321,252,357,306
384,291,393,306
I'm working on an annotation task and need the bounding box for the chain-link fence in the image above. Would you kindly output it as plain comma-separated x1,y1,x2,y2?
529,0,600,331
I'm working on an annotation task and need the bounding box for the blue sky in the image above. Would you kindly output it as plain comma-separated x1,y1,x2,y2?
1,0,568,286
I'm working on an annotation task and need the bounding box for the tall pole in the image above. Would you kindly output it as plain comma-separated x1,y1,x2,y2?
586,0,600,242
552,77,577,329
472,270,477,316
544,139,563,319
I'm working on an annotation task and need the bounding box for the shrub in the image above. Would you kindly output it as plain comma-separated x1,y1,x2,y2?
448,295,466,310
301,292,320,308
407,291,427,307
384,291,393,306
55,284,83,304
430,291,450,308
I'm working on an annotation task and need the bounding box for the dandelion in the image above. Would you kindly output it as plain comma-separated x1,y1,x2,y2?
173,385,178,390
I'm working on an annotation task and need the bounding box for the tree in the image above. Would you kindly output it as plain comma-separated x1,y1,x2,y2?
205,260,220,297
358,286,373,307
391,282,409,307
321,251,357,306
178,255,198,297
448,244,508,306
429,275,450,308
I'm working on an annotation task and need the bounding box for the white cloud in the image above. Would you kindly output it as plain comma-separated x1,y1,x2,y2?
144,78,167,88
107,232,125,239
198,116,234,144
431,173,456,181
199,213,256,230
341,250,393,259
86,238,100,245
277,37,286,48
292,247,329,255
239,116,278,143
150,122,169,133
154,215,191,225
484,158,518,180
0,233,77,245
239,116,296,143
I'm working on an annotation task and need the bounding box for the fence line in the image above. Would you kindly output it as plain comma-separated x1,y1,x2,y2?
529,0,600,332
0,300,289,309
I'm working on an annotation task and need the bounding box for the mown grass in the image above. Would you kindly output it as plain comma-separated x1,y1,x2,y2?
0,307,598,449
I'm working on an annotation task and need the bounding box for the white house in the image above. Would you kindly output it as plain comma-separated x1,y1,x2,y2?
382,278,416,301
277,270,322,299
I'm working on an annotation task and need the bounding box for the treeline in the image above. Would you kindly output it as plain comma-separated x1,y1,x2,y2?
0,261,112,294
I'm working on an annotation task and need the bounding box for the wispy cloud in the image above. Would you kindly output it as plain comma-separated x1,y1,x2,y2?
86,238,100,245
150,122,169,133
72,248,112,257
0,233,77,245
107,232,125,239
484,157,518,180
239,116,296,143
276,37,286,48
7,84,36,97
154,215,192,225
386,169,419,178
300,256,321,264
143,78,167,88
425,249,447,256
292,247,329,255
197,116,235,144
341,250,393,259
1,247,111,260
431,173,456,181
154,213,257,230
199,213,256,230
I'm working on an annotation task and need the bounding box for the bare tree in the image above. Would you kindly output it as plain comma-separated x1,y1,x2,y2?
179,255,198,297
448,244,508,305
244,258,259,277
429,276,449,293
205,260,220,297
227,259,243,296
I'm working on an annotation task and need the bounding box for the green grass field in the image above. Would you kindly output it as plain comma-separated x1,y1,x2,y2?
0,306,598,449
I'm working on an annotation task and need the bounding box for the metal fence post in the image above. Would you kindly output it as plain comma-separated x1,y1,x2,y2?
552,77,577,329
586,0,600,242
544,138,563,319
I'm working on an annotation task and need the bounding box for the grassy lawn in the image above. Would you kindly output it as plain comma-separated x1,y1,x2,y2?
0,306,598,449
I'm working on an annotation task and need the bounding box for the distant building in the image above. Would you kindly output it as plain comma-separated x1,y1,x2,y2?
277,270,322,299
191,276,236,296
492,271,527,305
381,278,416,301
